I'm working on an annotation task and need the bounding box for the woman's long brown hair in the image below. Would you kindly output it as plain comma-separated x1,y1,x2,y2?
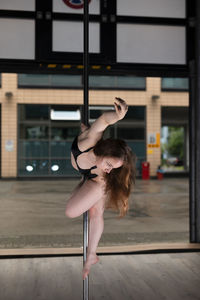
93,138,137,217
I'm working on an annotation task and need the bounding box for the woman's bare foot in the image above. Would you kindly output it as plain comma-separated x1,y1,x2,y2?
82,253,99,280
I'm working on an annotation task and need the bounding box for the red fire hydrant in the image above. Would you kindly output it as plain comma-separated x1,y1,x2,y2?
142,162,150,180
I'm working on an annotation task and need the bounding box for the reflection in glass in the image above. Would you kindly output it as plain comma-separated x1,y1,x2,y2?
18,104,81,176
51,75,82,87
51,127,79,140
18,74,146,90
50,159,78,176
89,75,146,89
19,141,49,158
51,164,59,172
18,104,145,176
19,125,49,139
162,78,189,91
18,74,82,88
19,159,49,176
26,165,34,172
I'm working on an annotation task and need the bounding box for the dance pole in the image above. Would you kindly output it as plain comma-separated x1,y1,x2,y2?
83,0,89,299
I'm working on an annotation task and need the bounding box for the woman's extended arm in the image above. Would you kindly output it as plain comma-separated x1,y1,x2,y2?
77,98,128,149
87,97,128,138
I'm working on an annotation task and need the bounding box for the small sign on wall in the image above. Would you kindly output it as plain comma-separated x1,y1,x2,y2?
148,133,160,148
62,0,91,9
5,140,14,152
147,149,154,154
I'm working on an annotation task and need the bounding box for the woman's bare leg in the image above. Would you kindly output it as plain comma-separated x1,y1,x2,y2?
65,179,105,218
65,179,106,279
82,197,105,279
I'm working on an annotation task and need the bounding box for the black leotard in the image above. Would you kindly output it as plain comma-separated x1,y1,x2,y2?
71,136,98,179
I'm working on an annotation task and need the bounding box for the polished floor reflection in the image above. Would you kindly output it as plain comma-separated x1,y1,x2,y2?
0,177,189,248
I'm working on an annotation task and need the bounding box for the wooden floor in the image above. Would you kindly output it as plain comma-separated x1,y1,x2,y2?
0,252,200,300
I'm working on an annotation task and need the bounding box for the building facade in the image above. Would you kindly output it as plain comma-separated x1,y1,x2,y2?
0,73,189,178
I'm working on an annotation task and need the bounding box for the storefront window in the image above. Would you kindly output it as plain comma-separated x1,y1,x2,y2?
18,74,82,88
117,127,144,140
18,104,146,177
89,75,146,90
19,105,49,121
18,74,146,90
161,78,189,91
18,159,49,176
18,104,80,177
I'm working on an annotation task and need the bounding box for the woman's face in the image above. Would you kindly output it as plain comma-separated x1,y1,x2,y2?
96,156,123,174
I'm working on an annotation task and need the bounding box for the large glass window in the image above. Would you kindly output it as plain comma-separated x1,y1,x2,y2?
161,78,189,91
18,74,82,88
89,75,146,90
18,104,146,177
19,104,49,121
18,104,80,177
18,74,146,90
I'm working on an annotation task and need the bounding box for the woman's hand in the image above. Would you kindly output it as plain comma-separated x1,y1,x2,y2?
101,97,128,126
85,97,128,141
113,97,128,121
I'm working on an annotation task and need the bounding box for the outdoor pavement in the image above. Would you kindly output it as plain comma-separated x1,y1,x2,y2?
0,177,189,248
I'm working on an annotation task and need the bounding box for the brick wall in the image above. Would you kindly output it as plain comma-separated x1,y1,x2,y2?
1,74,17,177
0,74,189,178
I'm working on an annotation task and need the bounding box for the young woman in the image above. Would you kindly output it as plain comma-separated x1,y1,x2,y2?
65,97,136,279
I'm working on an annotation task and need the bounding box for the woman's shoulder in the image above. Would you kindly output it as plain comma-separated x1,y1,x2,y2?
77,131,101,152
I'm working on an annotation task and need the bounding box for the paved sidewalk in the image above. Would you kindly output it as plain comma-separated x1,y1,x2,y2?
0,177,189,248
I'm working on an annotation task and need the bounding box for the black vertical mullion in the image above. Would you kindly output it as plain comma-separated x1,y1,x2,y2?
49,105,51,176
35,0,52,62
17,104,20,177
186,0,195,65
0,104,2,177
145,106,147,162
183,124,187,171
195,0,200,242
101,0,116,63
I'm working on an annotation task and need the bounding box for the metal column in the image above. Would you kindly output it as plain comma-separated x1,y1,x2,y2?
189,0,200,243
194,0,200,242
83,0,89,299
